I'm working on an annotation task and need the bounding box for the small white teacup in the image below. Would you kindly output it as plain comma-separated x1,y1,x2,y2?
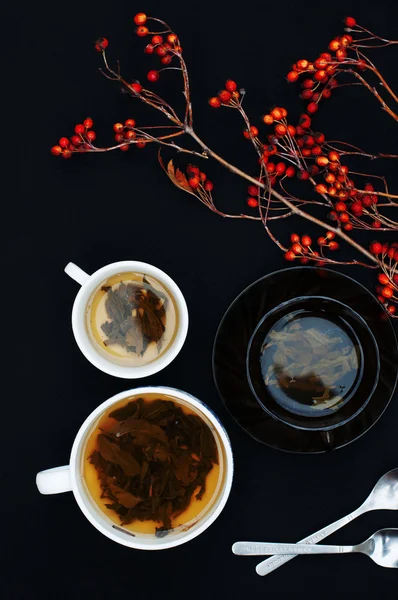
65,260,188,378
36,386,234,550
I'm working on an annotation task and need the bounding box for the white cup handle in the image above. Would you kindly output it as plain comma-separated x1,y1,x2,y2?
36,465,72,495
65,262,90,286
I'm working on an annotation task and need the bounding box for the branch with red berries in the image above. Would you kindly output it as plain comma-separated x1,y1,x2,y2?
51,13,398,316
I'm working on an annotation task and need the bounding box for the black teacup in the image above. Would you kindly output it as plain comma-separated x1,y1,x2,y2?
246,296,380,431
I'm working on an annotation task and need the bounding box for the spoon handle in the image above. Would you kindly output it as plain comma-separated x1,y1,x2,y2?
233,541,353,555
254,505,365,576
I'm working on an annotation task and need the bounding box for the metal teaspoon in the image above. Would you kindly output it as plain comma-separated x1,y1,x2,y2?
250,468,398,576
233,528,398,568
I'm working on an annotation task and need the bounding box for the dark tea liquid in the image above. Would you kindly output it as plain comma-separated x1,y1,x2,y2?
260,310,362,417
83,393,222,535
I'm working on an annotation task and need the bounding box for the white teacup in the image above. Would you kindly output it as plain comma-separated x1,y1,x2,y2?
65,260,189,378
36,386,233,550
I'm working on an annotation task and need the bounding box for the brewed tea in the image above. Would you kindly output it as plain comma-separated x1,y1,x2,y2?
260,310,361,417
83,394,220,537
87,272,177,366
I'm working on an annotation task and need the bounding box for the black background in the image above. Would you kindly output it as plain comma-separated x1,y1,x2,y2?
5,0,398,598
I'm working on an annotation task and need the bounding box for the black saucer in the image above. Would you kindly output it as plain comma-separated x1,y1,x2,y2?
212,267,398,453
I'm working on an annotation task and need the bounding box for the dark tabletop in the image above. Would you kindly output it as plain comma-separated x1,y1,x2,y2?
5,0,398,597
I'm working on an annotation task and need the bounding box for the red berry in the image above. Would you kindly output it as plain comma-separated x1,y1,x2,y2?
136,26,149,37
204,180,214,192
335,201,347,212
296,59,309,70
329,241,339,251
290,233,300,243
152,35,163,45
114,133,124,143
86,130,96,142
59,137,69,148
131,82,142,94
95,37,108,52
189,176,200,189
263,114,274,125
247,185,259,196
307,102,318,114
113,123,124,133
302,79,314,89
286,166,295,178
315,69,327,81
301,89,313,100
147,70,159,82
344,222,353,231
218,90,231,103
287,71,299,82
388,304,396,315
51,145,62,156
316,156,329,167
125,119,136,128
351,202,363,216
271,107,283,120
125,130,136,140
285,251,296,261
225,79,237,92
74,124,85,135
120,144,129,152
345,16,357,28
156,45,167,57
275,162,286,176
297,170,310,181
136,141,146,149
243,126,259,139
134,12,147,25
161,55,172,65
291,243,302,254
275,124,287,136
378,273,390,285
209,97,221,108
83,118,93,129
144,44,154,54
167,33,178,44
301,235,312,247
370,242,382,255
247,197,258,208
382,286,394,299
329,39,340,51
315,184,328,194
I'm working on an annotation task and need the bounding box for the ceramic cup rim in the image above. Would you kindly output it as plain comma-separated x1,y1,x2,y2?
246,294,380,432
69,261,189,378
68,386,234,550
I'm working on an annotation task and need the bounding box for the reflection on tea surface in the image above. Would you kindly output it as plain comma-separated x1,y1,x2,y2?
260,310,361,417
87,272,178,366
83,394,221,537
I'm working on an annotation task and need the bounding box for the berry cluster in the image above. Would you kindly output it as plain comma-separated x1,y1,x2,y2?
132,13,182,82
186,164,214,192
51,118,96,158
113,119,146,151
208,80,241,108
285,231,338,264
50,13,398,314
286,17,360,115
369,242,398,313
